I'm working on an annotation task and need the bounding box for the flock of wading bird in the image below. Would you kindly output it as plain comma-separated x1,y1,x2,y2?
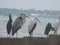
6,13,60,38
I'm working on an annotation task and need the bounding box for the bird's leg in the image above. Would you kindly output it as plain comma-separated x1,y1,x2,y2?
54,30,57,35
7,34,9,38
30,34,32,37
7,34,10,38
54,28,57,35
45,34,49,37
30,34,31,37
10,31,12,38
9,34,10,38
16,31,18,38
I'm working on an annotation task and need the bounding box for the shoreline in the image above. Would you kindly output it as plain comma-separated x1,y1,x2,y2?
0,35,60,45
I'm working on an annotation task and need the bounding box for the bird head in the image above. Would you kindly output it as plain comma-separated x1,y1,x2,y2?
34,18,40,23
20,13,29,19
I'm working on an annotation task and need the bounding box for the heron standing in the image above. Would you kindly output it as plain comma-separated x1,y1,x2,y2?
28,18,40,37
6,14,12,37
44,23,55,36
12,14,29,37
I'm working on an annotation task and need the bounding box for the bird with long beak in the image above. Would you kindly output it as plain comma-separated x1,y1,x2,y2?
28,17,40,37
12,13,29,37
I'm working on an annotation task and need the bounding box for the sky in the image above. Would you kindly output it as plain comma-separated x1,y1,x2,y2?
0,0,60,10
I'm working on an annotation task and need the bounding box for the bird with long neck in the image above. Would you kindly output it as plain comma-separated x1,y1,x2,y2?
12,14,29,38
6,14,12,37
28,18,40,37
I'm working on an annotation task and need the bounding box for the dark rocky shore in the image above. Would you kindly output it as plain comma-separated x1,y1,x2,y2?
0,35,60,45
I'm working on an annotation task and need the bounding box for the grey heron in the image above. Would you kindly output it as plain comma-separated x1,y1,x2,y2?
44,23,55,36
6,14,13,37
12,14,29,37
28,18,40,37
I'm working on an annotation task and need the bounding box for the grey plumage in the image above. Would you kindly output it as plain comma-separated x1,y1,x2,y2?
12,14,28,36
44,23,55,36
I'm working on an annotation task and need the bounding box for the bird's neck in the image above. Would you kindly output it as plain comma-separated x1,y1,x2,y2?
9,17,12,22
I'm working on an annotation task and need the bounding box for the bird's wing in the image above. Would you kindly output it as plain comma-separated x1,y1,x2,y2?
28,21,36,32
12,17,23,36
13,17,23,30
44,23,52,35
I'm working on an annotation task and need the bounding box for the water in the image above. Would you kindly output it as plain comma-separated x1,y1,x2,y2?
0,15,60,38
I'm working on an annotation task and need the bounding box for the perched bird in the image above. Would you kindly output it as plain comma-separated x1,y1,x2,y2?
12,14,29,37
54,16,60,35
28,18,40,37
6,14,12,37
44,23,55,36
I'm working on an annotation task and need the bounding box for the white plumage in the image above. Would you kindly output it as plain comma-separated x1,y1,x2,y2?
54,16,60,35
28,18,40,37
28,19,37,31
